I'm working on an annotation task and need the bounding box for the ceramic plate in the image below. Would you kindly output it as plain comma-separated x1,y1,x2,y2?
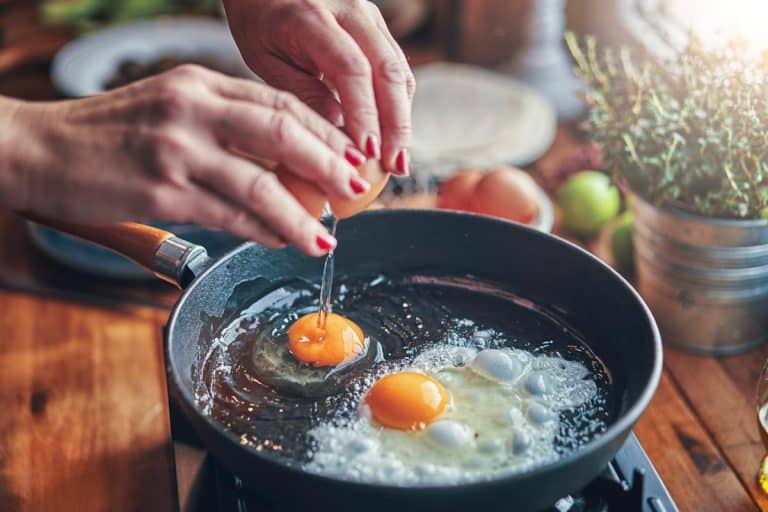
411,63,557,175
51,17,254,97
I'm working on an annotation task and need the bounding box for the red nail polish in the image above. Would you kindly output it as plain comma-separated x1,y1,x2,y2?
395,148,410,176
365,134,380,159
350,176,369,194
344,146,366,167
316,234,337,251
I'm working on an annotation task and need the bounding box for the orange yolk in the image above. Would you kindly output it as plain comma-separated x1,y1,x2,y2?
287,312,365,367
365,372,449,430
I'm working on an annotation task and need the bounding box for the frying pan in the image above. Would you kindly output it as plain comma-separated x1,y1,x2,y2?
30,210,662,512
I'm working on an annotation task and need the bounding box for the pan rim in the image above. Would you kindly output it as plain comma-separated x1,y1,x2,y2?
165,209,663,492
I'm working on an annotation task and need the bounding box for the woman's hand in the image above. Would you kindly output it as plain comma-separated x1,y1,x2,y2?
224,0,415,176
1,65,373,256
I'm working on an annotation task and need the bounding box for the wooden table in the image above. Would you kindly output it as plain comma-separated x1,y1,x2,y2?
0,5,767,512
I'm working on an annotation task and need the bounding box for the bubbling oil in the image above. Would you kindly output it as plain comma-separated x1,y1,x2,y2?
194,274,615,474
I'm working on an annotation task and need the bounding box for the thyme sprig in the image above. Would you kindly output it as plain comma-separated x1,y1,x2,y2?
566,33,768,219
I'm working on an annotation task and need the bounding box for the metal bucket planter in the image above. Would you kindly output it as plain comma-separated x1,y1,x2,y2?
632,196,768,355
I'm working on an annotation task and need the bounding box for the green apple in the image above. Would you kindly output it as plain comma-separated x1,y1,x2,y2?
610,211,634,275
557,171,620,237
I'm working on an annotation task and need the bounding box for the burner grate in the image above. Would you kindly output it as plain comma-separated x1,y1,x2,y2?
174,433,676,512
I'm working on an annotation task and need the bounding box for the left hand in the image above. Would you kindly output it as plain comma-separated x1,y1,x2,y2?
224,0,415,176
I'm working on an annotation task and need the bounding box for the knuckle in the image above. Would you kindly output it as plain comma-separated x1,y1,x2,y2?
170,63,208,81
270,112,299,146
273,91,301,114
152,128,189,159
246,171,281,205
147,129,193,185
319,153,341,182
347,0,368,12
336,51,371,78
355,106,379,122
387,122,412,139
378,59,409,86
153,84,198,119
405,69,416,96
287,0,326,23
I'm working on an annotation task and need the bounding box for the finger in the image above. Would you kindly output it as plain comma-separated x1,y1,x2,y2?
181,185,287,248
206,98,369,199
366,2,416,101
204,73,364,166
338,4,412,175
195,154,336,257
292,9,380,159
256,55,344,126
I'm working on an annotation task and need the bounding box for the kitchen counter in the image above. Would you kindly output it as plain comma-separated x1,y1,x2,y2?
0,4,766,511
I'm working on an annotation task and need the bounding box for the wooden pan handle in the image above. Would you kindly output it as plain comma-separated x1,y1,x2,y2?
22,214,175,270
21,213,211,287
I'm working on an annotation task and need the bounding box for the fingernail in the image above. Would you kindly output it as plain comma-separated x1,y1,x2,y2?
395,148,410,176
364,134,380,159
350,175,370,195
344,146,366,167
316,233,337,252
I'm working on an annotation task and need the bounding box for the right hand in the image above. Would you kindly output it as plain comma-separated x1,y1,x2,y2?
1,64,373,256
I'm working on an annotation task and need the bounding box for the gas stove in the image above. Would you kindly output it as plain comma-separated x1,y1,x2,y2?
170,409,677,512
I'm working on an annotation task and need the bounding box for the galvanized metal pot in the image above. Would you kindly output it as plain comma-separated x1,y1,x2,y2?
633,196,768,355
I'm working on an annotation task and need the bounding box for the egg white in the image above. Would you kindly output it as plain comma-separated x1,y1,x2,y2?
304,344,598,485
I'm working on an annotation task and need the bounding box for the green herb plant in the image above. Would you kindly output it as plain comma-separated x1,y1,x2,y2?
566,33,768,219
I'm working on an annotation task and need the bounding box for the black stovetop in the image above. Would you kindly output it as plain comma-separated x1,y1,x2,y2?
171,406,677,512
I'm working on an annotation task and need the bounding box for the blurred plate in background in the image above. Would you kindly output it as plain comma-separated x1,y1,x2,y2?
411,63,557,176
51,17,254,97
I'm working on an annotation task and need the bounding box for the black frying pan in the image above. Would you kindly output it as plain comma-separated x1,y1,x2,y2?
30,210,662,512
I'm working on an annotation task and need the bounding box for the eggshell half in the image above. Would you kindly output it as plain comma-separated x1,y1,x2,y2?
273,159,389,219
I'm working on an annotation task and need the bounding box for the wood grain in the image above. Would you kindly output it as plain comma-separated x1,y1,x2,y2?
0,293,176,512
664,350,768,510
636,370,758,511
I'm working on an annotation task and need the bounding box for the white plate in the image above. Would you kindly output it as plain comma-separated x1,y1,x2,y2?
411,63,557,175
51,17,255,97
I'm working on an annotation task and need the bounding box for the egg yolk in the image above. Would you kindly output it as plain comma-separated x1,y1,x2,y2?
287,312,365,367
365,372,449,430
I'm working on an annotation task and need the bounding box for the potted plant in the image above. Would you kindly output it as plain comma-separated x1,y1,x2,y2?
566,34,768,355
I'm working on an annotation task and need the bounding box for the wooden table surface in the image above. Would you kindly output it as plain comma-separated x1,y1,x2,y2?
0,5,767,512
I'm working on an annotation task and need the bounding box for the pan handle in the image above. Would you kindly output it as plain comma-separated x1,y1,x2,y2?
21,214,212,288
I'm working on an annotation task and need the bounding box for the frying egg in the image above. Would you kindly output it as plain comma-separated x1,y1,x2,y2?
468,166,540,224
365,372,449,430
288,312,365,367
305,344,598,485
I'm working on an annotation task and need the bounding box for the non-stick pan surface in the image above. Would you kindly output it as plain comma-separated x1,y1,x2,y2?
163,210,662,512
